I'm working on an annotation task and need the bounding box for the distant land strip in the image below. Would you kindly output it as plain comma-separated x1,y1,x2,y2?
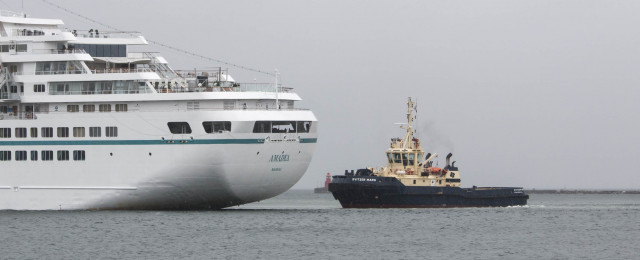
525,189,640,194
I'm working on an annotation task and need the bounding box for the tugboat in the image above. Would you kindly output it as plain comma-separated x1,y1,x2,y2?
313,173,332,193
328,98,529,208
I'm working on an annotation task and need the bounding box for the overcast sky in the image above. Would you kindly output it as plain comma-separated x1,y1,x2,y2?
10,0,640,189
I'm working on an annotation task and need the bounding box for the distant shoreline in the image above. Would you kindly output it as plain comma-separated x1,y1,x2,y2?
295,188,640,194
524,189,640,194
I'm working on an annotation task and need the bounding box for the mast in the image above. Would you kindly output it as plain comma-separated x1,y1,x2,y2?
400,97,416,149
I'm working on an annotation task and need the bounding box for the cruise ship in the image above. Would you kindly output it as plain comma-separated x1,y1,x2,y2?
0,11,317,210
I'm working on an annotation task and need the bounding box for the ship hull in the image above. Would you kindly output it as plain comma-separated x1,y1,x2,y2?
329,176,528,208
1,110,317,210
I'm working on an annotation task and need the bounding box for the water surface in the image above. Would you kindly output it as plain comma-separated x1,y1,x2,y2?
2,191,638,259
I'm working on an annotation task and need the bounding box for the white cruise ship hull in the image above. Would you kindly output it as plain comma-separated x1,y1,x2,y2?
1,110,317,210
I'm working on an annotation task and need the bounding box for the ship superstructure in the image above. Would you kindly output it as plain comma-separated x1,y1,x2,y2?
0,11,317,210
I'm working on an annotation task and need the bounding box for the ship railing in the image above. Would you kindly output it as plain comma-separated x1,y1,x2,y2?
28,49,88,55
17,68,158,76
90,68,155,74
49,88,154,96
238,83,293,93
0,111,39,120
155,83,293,94
0,92,20,100
174,68,229,78
10,29,47,37
0,10,24,18
70,30,143,39
0,107,310,120
13,70,87,76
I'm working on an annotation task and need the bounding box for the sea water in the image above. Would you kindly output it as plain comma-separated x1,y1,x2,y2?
1,191,639,259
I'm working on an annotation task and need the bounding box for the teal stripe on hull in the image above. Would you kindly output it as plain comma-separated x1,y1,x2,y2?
0,138,318,146
299,138,318,143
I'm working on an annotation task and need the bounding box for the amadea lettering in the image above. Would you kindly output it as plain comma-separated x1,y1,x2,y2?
269,154,290,162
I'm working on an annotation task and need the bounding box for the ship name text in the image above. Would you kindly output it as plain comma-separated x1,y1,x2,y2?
269,154,290,162
352,178,376,182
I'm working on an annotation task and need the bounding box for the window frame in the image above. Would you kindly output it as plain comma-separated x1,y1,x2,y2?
106,126,118,137
89,127,101,137
57,150,70,161
83,104,95,112
67,105,80,112
41,127,53,138
0,151,11,161
203,121,231,133
0,128,11,138
73,150,86,161
15,127,27,138
167,122,192,134
73,127,85,137
15,151,27,161
42,150,54,161
57,127,69,138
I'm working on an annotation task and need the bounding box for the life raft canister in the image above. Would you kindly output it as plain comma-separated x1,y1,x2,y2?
425,167,448,175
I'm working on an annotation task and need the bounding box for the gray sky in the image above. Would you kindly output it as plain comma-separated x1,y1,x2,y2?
12,0,640,189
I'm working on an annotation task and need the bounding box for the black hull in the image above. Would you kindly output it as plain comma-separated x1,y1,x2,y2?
328,176,529,208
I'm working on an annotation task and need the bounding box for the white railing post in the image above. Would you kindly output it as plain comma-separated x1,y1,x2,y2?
275,69,280,109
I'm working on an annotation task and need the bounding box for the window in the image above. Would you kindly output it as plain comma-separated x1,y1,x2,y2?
67,105,80,112
57,127,69,137
407,153,415,166
203,121,231,133
56,84,69,94
57,150,69,161
42,150,54,161
115,104,127,112
16,44,27,52
99,104,111,112
167,122,191,134
30,150,38,161
73,127,85,137
253,121,271,133
73,150,86,161
70,44,126,57
42,127,53,138
0,128,10,138
272,121,296,133
392,153,402,164
106,126,118,137
89,127,101,137
15,128,27,138
34,84,46,92
252,121,310,133
15,151,27,161
83,105,95,112
296,121,312,133
30,127,38,137
0,151,10,161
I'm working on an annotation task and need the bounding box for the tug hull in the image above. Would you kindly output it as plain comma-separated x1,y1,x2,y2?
329,176,529,208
